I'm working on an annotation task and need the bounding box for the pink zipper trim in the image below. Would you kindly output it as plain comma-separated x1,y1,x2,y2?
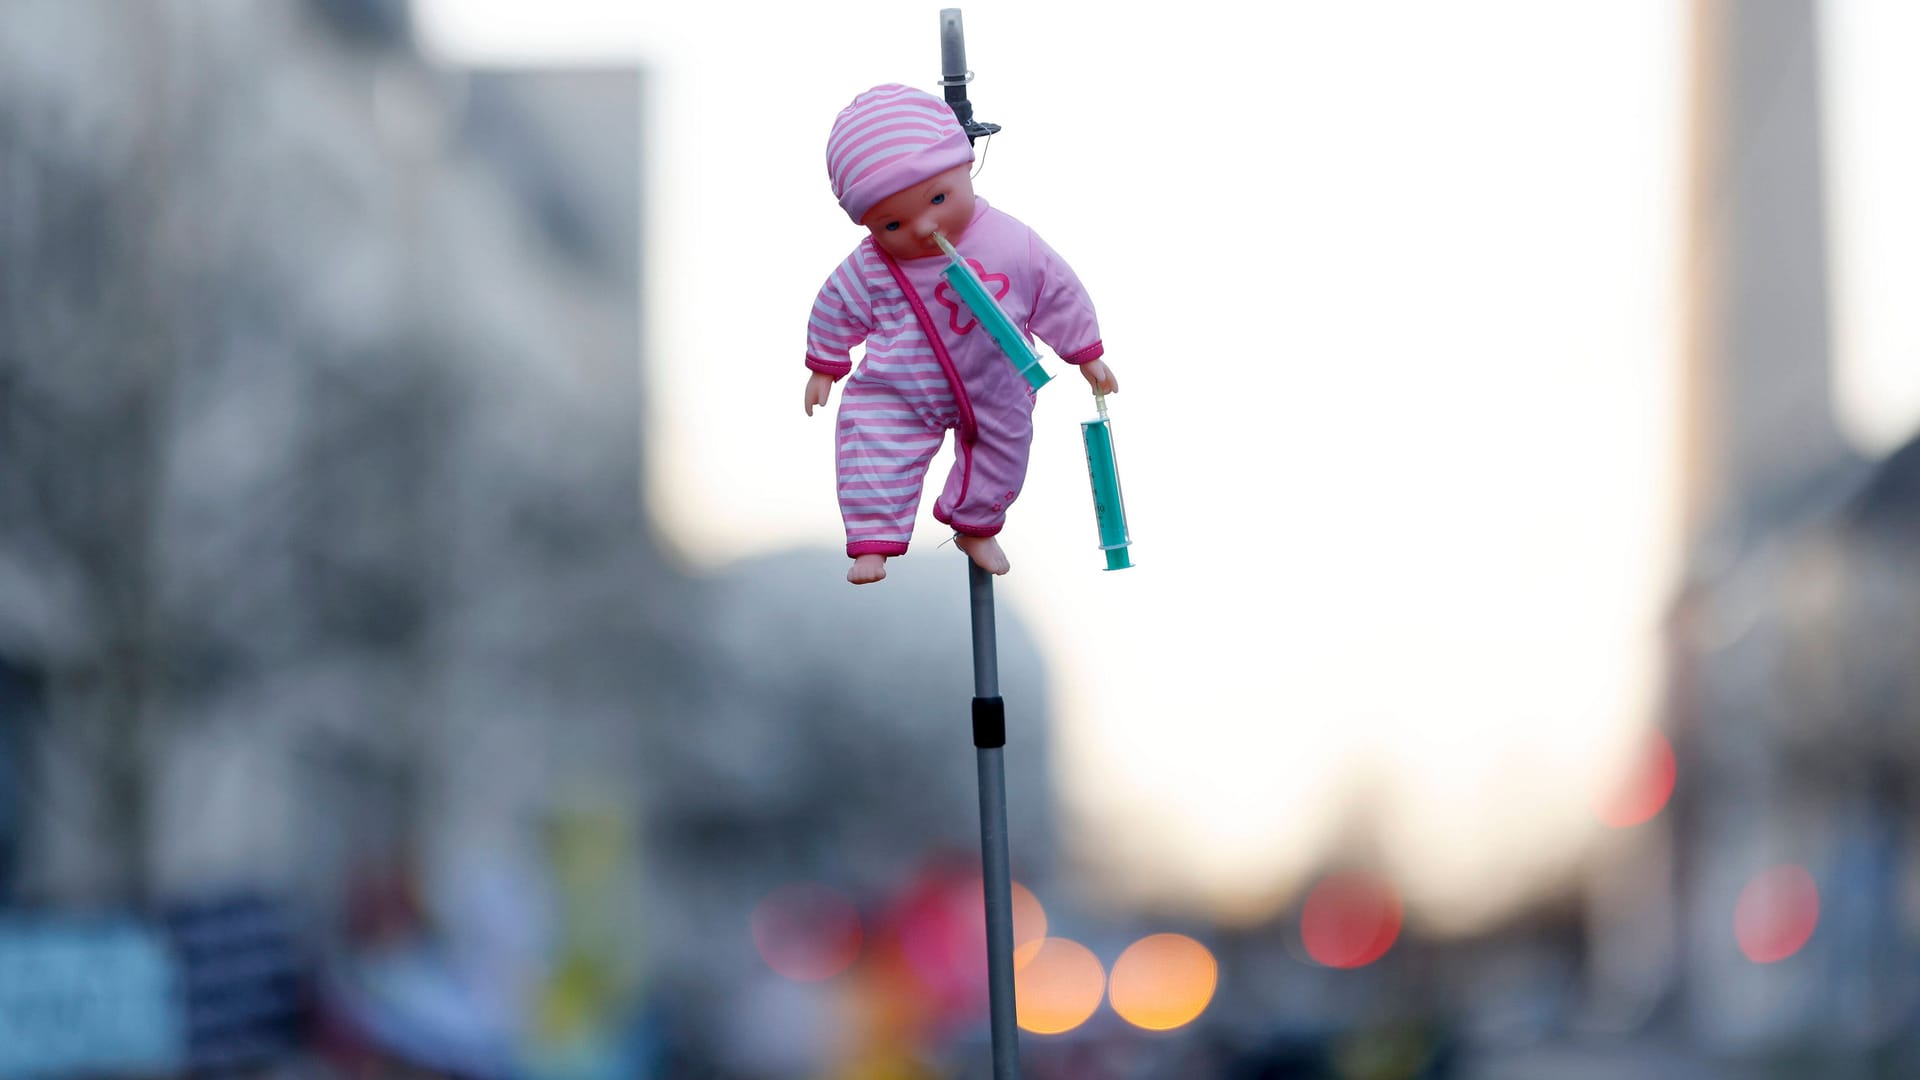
878,248,977,516
878,250,976,441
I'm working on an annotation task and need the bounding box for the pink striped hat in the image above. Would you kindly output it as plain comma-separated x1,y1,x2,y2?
826,84,974,224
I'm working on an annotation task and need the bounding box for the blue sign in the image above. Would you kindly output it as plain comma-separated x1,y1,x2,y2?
0,921,184,1078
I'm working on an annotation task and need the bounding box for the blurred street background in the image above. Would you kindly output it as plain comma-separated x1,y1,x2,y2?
3,0,1919,1077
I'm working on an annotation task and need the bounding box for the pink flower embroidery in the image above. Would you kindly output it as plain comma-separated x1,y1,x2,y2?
933,259,1012,337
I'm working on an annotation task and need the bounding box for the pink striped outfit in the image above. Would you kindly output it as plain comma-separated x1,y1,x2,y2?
806,198,1104,557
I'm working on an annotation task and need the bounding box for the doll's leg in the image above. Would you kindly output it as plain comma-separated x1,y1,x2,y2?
837,382,945,581
933,399,1032,575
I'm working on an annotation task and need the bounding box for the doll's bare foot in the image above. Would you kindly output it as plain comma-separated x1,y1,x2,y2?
955,535,1010,575
848,554,889,585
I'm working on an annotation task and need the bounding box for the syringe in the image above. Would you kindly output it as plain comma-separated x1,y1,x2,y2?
932,232,1053,391
1081,388,1133,571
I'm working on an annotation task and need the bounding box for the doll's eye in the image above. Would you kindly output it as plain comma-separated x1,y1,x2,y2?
931,193,946,204
885,222,900,231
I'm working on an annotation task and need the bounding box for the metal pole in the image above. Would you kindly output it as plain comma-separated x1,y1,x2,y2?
939,7,1001,144
944,11,1017,1073
968,560,1021,1079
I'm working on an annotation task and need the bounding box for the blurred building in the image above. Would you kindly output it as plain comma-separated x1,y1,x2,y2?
1659,0,1920,1067
0,0,659,908
0,0,663,1070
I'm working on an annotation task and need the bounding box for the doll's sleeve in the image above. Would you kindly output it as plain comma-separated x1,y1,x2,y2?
1027,230,1105,365
805,254,875,381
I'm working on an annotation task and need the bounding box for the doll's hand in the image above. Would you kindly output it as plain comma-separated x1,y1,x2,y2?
804,372,835,416
1079,359,1119,395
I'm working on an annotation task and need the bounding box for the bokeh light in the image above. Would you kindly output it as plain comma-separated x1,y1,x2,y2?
1596,729,1677,827
894,869,985,1000
1010,881,1048,968
892,870,1049,999
1735,864,1820,964
1012,937,1106,1035
751,882,863,982
1300,871,1403,969
1107,933,1218,1031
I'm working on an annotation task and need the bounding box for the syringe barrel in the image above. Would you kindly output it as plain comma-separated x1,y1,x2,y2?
1081,416,1133,570
941,261,1053,391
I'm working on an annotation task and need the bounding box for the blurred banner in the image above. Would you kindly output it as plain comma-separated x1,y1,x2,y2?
0,920,184,1079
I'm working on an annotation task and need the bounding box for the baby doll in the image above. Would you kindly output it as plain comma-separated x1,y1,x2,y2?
803,84,1118,585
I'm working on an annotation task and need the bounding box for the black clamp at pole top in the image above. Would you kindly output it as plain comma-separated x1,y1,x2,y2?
939,8,1002,145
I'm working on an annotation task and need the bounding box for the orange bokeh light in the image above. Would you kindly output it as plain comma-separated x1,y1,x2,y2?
1735,864,1820,964
1300,871,1403,969
1010,881,1048,969
1597,730,1677,828
1012,937,1106,1035
752,882,863,982
1108,933,1219,1031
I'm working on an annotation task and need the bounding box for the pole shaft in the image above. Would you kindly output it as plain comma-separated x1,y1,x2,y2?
940,9,969,90
968,561,1021,1079
978,747,1020,1077
970,562,999,697
940,8,971,116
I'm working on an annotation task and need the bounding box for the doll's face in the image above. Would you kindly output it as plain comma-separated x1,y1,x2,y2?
860,164,976,260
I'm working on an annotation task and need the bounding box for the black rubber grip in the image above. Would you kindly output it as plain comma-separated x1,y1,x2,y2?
973,696,1006,748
